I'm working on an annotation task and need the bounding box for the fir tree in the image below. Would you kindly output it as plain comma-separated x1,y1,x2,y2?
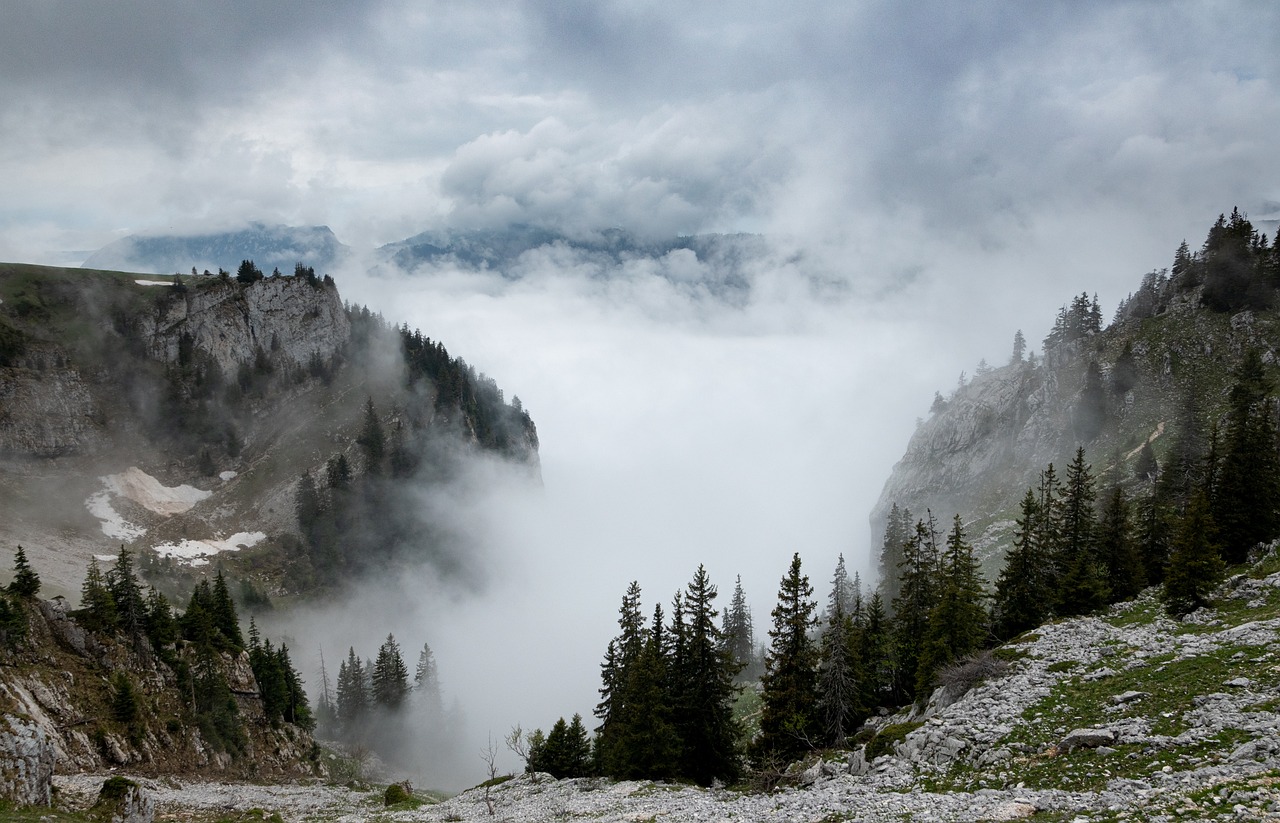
816,601,864,748
753,553,819,766
8,546,39,598
859,591,890,711
413,641,442,712
607,605,681,780
211,570,243,649
358,397,386,471
876,504,911,609
107,547,147,642
336,647,368,735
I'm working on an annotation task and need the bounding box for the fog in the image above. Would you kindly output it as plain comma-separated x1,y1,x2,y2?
3,0,1279,791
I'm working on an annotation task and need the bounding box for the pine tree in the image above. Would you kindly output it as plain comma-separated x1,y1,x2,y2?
816,601,865,748
993,489,1052,639
753,553,819,766
8,546,39,598
372,633,410,710
1010,329,1026,364
144,587,177,651
1163,492,1225,616
336,647,368,735
859,592,890,711
1136,490,1172,586
916,515,988,697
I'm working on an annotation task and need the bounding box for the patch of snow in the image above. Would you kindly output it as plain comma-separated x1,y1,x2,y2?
134,279,175,286
84,491,146,541
152,532,266,564
219,470,238,481
93,554,118,563
102,467,211,515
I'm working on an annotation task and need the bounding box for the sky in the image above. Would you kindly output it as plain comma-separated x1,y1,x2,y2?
5,0,1280,786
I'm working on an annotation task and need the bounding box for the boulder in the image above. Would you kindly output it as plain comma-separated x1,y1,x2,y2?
91,776,154,823
1059,728,1116,752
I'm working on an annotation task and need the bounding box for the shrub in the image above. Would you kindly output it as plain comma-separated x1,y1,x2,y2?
865,722,923,761
936,650,1011,697
384,782,412,806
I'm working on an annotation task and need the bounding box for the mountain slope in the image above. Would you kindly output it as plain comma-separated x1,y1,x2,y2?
82,223,349,277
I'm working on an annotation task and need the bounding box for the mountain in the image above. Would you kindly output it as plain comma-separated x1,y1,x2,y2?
379,225,765,298
872,209,1280,581
0,263,538,601
82,223,349,277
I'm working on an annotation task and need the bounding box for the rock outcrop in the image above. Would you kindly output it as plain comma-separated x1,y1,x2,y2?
0,711,55,806
144,276,350,379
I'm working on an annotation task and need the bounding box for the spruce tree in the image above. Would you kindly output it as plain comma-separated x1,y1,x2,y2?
916,515,987,697
1213,348,1280,563
79,557,117,632
816,600,865,748
609,605,681,780
8,546,40,598
993,489,1051,639
594,581,650,774
358,396,386,471
859,592,889,711
414,641,442,713
211,570,243,649
1097,486,1144,602
107,547,147,642
671,565,740,785
336,647,368,736
890,514,940,702
720,575,758,680
1056,448,1107,616
753,553,819,766
1136,490,1172,586
1163,491,1224,616
876,504,911,608
372,633,410,710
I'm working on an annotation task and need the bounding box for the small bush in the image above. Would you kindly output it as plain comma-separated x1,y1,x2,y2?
936,650,1011,696
1046,660,1078,673
384,782,412,806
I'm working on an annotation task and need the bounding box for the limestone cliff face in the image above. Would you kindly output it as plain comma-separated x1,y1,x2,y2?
0,345,101,456
144,277,350,378
870,289,1280,578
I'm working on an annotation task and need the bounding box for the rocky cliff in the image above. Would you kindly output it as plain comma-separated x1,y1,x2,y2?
871,281,1280,576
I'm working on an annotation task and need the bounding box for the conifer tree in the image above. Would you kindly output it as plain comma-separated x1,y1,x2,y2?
1097,486,1144,602
1056,448,1107,616
1163,492,1225,616
107,547,147,642
8,546,39,598
993,489,1051,639
336,647,368,735
1136,489,1172,586
316,649,337,735
876,504,912,608
671,566,740,785
372,633,410,710
753,553,819,766
1212,348,1280,563
358,396,386,471
890,514,940,701
917,516,987,697
816,598,865,748
144,587,177,652
720,575,758,680
594,581,650,773
211,570,243,649
79,557,117,633
414,641,442,713
859,591,889,710
607,604,681,780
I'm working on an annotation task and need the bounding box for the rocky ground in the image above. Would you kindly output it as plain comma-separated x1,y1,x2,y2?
40,553,1280,822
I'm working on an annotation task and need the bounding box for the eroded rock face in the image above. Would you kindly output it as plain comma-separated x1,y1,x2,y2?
92,776,154,823
0,712,55,806
0,354,100,456
144,277,351,378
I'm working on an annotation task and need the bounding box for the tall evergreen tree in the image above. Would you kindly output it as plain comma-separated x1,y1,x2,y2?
1056,448,1107,616
1212,348,1280,563
993,489,1052,639
753,553,820,766
413,641,442,713
859,591,890,711
816,598,864,748
916,516,987,697
1097,486,1144,602
1163,491,1225,616
357,396,386,471
79,557,117,633
107,547,147,642
8,546,39,598
336,647,368,735
372,633,410,710
671,565,740,785
890,514,941,701
211,570,244,649
721,575,758,680
1136,489,1173,586
876,504,912,610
